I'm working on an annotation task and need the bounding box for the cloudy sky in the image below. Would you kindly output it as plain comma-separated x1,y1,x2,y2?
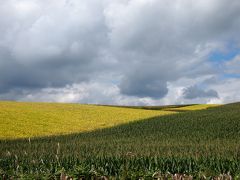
0,0,240,105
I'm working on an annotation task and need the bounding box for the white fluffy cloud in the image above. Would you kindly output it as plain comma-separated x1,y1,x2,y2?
0,0,240,105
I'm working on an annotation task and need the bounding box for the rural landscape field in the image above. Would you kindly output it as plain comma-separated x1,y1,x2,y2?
1,101,240,179
1,0,240,179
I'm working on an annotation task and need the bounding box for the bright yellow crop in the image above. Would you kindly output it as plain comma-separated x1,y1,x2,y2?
0,101,217,139
165,104,219,111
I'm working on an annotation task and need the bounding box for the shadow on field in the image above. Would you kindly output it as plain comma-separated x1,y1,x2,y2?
1,103,240,179
1,103,234,145
100,104,198,111
1,103,240,180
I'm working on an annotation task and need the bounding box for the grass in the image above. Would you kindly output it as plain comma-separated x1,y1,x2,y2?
1,101,240,178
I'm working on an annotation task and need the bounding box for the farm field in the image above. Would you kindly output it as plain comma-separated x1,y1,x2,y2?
0,101,181,139
0,101,240,179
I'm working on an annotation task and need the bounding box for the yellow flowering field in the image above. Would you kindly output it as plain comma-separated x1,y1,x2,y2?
0,101,217,139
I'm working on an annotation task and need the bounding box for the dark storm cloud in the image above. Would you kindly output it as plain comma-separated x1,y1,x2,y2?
0,0,110,95
106,0,240,98
183,85,219,99
0,0,240,102
120,75,168,98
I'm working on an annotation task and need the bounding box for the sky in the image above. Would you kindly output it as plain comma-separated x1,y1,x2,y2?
0,0,240,105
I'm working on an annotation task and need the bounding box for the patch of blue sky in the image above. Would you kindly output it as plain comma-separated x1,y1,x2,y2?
207,43,240,80
208,41,240,63
208,48,239,63
221,73,240,79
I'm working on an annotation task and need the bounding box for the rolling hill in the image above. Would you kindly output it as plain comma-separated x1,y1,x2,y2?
1,101,240,178
0,101,215,139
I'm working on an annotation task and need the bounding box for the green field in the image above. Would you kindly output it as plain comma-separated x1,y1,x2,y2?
0,101,240,179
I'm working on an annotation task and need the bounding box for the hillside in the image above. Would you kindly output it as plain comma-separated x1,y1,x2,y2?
1,102,240,178
0,101,215,139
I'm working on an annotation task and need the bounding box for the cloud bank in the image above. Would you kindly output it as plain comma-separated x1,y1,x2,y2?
183,85,219,99
0,0,240,105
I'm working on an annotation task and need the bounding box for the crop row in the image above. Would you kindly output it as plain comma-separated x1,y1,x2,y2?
1,155,239,179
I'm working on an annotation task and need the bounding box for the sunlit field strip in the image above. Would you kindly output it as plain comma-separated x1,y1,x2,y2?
0,101,181,139
0,101,218,139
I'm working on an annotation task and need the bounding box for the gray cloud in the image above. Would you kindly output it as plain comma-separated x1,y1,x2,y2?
120,76,168,98
183,85,219,99
0,0,240,104
225,55,240,74
0,0,110,92
106,0,240,98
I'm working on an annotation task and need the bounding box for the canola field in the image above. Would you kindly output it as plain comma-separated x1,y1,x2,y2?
1,101,240,179
0,101,178,139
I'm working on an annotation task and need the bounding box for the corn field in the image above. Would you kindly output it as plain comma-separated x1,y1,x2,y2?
0,102,240,179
